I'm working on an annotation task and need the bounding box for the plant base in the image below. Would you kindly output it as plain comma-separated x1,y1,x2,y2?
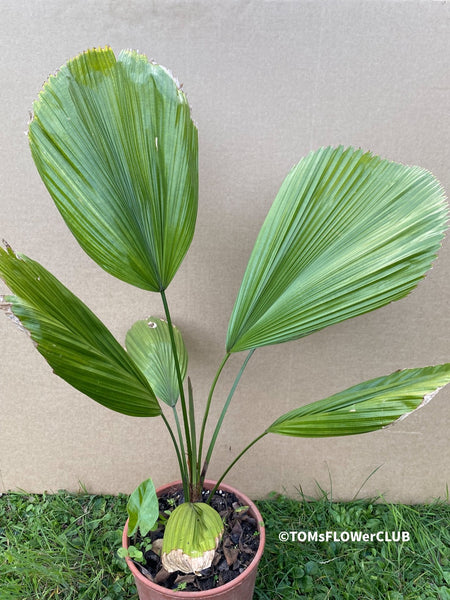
122,479,265,600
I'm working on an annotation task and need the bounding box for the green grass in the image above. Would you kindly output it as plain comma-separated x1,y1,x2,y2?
1,488,449,600
256,489,450,600
0,491,131,599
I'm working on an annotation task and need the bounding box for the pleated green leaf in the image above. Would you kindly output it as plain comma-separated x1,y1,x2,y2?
125,317,187,407
226,146,448,352
162,502,224,574
0,246,160,417
29,46,198,292
268,364,450,437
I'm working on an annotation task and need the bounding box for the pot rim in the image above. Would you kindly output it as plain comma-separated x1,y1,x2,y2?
122,479,266,597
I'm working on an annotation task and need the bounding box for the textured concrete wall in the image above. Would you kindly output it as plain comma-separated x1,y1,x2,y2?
0,0,449,502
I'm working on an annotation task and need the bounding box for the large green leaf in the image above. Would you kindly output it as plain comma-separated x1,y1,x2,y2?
29,47,198,292
267,364,450,437
226,146,447,352
0,246,160,417
125,317,187,407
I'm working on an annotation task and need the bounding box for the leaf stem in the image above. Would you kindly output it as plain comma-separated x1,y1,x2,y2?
197,352,231,470
187,378,199,498
201,349,255,484
172,406,189,494
160,290,192,497
161,411,189,499
208,431,268,501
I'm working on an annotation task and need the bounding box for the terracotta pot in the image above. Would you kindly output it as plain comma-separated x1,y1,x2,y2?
122,479,265,600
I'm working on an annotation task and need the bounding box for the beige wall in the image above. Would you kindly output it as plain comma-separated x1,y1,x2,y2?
0,0,449,503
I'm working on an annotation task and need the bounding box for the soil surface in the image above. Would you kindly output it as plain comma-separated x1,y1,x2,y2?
129,487,260,592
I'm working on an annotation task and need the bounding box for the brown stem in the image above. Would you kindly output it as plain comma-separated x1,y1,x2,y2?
189,481,202,503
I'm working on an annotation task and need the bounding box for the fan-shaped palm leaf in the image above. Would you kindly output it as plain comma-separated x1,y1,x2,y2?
29,46,198,292
0,246,160,417
126,317,187,407
226,146,447,352
267,364,450,437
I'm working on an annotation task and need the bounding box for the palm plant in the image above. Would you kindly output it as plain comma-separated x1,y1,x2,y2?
1,46,449,575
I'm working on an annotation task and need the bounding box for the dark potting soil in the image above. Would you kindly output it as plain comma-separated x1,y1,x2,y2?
128,487,260,592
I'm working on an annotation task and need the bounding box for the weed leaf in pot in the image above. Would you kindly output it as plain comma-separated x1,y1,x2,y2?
1,46,449,592
127,478,159,539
